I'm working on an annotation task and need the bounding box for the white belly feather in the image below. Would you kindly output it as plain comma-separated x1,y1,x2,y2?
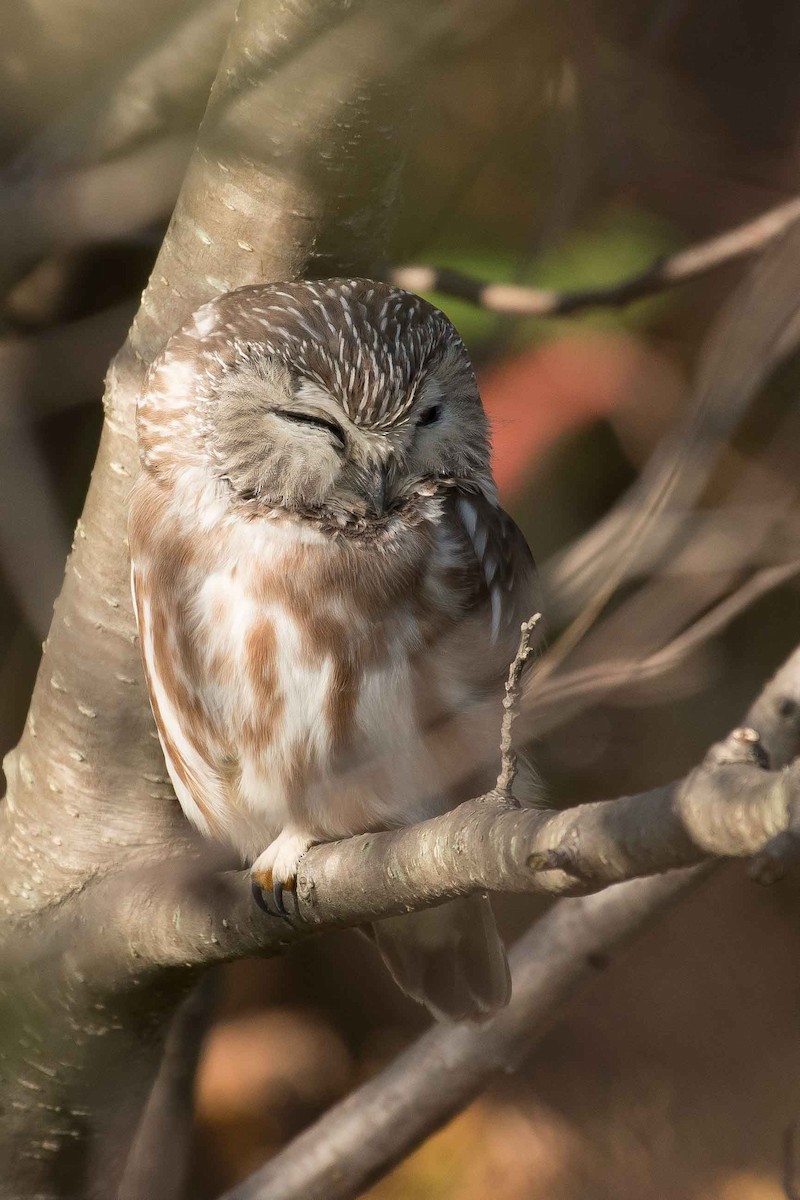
139,511,441,864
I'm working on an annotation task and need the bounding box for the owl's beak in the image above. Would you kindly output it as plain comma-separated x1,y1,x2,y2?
349,455,399,519
366,462,390,516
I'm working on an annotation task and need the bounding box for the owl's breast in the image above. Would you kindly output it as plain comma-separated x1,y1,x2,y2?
132,482,480,856
179,513,445,845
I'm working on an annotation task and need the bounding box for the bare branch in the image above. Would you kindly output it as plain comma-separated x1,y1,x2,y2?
783,1123,800,1200
0,2,234,292
9,0,235,179
0,424,70,636
391,195,800,316
0,135,193,291
526,561,800,737
119,974,219,1200
286,731,789,918
0,302,135,427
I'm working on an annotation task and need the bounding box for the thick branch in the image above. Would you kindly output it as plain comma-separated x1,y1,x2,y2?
132,734,784,964
0,2,483,1195
391,195,800,316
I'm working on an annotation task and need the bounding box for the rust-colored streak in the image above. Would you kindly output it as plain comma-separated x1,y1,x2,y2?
241,620,284,752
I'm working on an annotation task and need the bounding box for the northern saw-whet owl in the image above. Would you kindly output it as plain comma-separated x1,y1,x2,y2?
129,278,539,1021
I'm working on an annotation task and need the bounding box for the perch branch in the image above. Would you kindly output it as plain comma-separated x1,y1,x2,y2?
109,643,800,975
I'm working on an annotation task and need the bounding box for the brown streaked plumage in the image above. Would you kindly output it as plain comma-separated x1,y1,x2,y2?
130,278,540,1021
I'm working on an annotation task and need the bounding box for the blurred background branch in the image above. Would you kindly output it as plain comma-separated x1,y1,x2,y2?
392,194,800,317
222,869,705,1200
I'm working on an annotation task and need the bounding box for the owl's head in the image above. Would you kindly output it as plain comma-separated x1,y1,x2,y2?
138,279,493,523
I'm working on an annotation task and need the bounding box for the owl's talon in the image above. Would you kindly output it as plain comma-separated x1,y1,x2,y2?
250,873,292,922
251,878,271,913
251,829,312,920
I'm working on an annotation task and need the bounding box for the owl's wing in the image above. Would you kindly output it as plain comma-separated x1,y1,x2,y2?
447,485,541,677
131,562,231,843
414,486,541,808
377,491,540,1019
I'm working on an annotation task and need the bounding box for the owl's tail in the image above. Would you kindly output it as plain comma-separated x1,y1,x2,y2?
372,893,511,1022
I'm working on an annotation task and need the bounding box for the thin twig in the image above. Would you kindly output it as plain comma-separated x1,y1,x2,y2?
496,613,541,798
391,195,800,316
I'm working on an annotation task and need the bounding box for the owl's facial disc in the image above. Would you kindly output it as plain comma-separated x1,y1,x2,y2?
211,343,491,522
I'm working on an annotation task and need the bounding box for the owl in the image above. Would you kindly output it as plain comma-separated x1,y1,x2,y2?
129,278,539,1021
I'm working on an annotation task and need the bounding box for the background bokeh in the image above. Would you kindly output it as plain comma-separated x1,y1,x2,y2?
2,2,800,1197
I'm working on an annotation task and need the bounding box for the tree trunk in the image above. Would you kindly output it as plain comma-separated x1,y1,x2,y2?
0,0,482,1192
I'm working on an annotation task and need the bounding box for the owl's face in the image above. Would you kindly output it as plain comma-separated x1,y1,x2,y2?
212,348,489,520
139,279,494,525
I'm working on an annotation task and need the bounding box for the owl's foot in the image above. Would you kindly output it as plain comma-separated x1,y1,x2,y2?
251,829,315,918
